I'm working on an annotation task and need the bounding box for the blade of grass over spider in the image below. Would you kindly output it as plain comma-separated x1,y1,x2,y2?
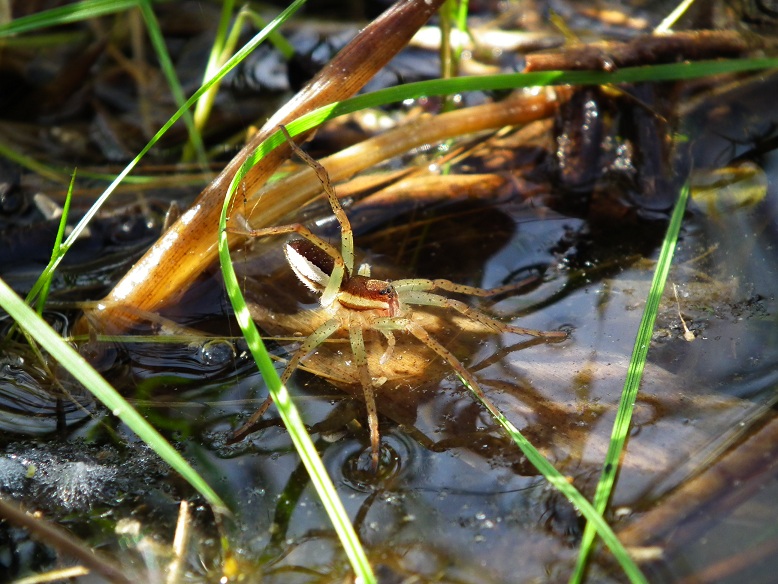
231,58,778,235
0,278,228,516
570,183,692,584
22,0,309,308
283,57,778,136
218,128,375,584
233,58,777,229
242,59,778,227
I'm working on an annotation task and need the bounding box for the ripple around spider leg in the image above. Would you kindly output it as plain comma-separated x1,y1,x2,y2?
325,431,416,492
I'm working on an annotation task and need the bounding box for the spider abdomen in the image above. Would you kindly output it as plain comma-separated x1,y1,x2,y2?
285,239,339,294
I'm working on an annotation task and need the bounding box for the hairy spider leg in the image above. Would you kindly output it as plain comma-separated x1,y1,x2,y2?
225,222,346,307
230,318,342,443
372,316,511,426
279,126,355,277
348,322,380,469
395,276,539,298
278,318,342,384
402,321,507,423
396,287,568,340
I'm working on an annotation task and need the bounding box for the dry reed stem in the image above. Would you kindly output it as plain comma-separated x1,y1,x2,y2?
85,0,447,332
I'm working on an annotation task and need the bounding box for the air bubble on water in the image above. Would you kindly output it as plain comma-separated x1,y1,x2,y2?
200,340,235,367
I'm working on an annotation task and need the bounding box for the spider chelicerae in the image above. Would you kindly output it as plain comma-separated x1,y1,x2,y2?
229,126,567,468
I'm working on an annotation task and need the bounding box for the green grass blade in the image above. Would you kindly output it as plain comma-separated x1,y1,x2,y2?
182,2,297,161
0,137,73,183
0,0,139,36
239,7,295,59
657,0,699,33
455,0,471,63
218,128,375,584
264,58,778,151
183,0,236,162
136,0,208,166
23,0,309,306
35,171,76,313
461,379,648,583
0,277,228,514
570,182,692,583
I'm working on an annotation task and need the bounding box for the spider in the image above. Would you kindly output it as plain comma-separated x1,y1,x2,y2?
229,126,568,468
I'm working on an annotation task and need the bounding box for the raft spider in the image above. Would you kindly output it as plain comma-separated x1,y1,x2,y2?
230,126,567,468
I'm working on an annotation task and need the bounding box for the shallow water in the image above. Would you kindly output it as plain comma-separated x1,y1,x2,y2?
6,158,777,583
2,32,778,584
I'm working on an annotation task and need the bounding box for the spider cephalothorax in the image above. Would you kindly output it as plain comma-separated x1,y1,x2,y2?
229,126,567,468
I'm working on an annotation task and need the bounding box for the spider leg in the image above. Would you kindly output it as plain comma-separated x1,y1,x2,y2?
279,126,355,276
404,321,509,429
230,318,341,443
378,330,396,365
225,221,346,307
348,323,380,470
401,290,567,340
392,276,538,298
280,318,342,383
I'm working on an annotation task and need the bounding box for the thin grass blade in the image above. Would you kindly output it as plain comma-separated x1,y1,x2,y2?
0,0,139,36
218,128,375,584
570,183,692,583
35,171,76,312
460,380,648,583
137,0,208,165
0,278,228,514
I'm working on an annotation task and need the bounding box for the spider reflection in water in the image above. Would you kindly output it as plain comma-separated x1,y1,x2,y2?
229,126,568,468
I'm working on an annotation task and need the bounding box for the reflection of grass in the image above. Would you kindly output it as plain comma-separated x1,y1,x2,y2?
1,1,778,582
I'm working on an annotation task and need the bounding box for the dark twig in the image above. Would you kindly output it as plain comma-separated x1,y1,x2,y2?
0,496,132,583
525,30,762,72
